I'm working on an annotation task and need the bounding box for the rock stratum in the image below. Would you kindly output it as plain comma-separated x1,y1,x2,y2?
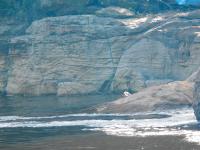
0,1,200,96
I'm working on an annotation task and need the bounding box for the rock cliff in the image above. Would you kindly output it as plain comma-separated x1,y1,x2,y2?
0,1,200,96
193,68,200,120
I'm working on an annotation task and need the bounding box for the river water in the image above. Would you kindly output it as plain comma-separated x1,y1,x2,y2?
0,95,200,149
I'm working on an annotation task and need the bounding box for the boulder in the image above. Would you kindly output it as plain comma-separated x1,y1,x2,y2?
96,7,135,18
95,66,200,113
95,80,194,113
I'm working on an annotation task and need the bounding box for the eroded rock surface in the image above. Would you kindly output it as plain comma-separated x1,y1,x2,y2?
0,1,200,96
4,9,200,96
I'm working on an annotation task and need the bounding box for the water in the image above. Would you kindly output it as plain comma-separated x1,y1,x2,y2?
0,95,120,145
0,95,120,117
0,95,200,149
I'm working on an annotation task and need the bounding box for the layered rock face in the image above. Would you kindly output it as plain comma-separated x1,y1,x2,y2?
0,1,200,96
5,9,200,96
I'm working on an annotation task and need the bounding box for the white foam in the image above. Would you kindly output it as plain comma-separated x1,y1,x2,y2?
0,107,200,145
0,113,133,121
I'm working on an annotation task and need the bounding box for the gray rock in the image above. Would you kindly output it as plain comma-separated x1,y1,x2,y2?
96,67,200,113
4,9,200,96
96,7,135,18
96,80,194,113
192,68,200,121
0,55,7,93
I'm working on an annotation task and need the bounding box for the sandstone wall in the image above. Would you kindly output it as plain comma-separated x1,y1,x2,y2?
5,9,200,96
0,1,200,96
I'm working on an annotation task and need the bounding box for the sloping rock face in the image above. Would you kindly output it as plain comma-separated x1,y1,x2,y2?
96,80,194,113
95,66,200,113
5,9,200,96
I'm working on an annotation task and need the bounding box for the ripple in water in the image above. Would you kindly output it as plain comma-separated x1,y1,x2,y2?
0,107,200,145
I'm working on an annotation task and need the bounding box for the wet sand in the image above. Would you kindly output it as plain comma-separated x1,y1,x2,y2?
1,133,200,150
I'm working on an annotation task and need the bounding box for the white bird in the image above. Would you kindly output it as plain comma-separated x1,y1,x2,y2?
123,91,131,97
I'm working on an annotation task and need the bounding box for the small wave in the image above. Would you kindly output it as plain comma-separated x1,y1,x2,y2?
0,107,199,145
0,112,171,122
0,114,124,122
0,108,196,129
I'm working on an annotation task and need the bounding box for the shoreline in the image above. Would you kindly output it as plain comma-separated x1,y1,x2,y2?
2,133,200,150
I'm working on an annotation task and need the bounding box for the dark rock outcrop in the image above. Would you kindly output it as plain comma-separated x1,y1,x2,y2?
193,68,200,120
